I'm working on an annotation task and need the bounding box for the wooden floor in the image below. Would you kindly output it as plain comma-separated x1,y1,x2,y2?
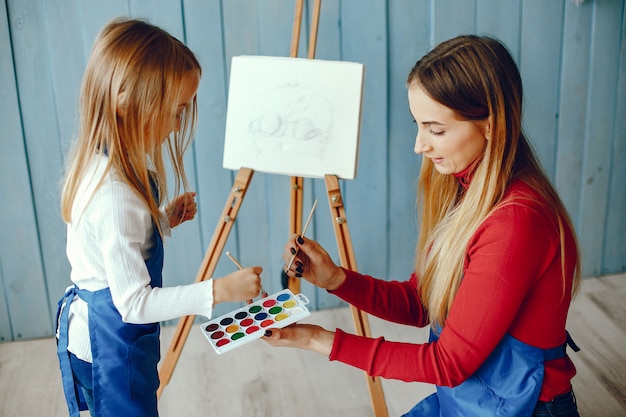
1,273,624,417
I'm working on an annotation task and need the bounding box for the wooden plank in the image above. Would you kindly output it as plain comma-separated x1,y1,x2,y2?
304,1,344,310
222,0,259,68
554,3,593,230
0,0,17,342
307,0,340,61
476,0,521,60
577,0,623,276
433,0,476,43
159,318,329,416
1,274,625,416
519,0,564,178
387,0,430,281
129,0,207,298
41,1,86,157
2,0,626,341
129,0,184,38
218,1,278,314
159,309,421,416
601,4,626,274
183,0,238,313
0,337,68,416
0,0,49,341
39,0,96,334
255,0,309,300
568,275,626,414
256,0,300,56
75,0,129,59
325,174,389,416
341,0,389,281
601,2,626,274
4,0,61,339
158,168,254,396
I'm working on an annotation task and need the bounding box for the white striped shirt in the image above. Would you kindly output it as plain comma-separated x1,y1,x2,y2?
64,154,214,362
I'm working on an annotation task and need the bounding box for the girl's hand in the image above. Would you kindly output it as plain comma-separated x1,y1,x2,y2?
262,324,335,356
213,266,263,304
283,235,346,291
167,192,197,228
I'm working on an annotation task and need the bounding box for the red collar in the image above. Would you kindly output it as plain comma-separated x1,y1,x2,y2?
453,159,481,190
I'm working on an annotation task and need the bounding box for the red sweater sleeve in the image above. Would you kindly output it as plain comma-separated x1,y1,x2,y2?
330,270,428,327
328,182,577,398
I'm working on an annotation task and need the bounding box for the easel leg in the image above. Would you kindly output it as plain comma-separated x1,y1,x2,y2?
286,0,316,294
157,168,254,399
325,174,389,417
287,176,304,292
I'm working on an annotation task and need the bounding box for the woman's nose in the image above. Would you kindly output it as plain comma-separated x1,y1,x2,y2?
414,130,430,154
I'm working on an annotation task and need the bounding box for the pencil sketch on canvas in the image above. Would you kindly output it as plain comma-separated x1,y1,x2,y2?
222,56,364,179
248,82,332,161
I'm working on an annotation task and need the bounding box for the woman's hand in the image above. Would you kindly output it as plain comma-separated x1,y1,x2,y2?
283,235,346,291
167,192,197,228
213,266,263,304
262,324,335,356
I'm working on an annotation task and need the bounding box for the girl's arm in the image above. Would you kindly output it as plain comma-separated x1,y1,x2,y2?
92,181,260,324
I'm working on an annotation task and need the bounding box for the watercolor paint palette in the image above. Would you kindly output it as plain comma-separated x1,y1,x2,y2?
200,289,311,355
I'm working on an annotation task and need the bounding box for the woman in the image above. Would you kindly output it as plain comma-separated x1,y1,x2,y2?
264,35,581,417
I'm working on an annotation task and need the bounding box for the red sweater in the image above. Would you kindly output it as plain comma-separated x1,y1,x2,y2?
328,179,577,401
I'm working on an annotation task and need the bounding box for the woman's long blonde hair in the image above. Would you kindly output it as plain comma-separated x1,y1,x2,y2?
61,17,201,234
408,35,581,329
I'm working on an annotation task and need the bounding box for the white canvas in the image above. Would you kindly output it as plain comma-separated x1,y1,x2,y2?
222,55,364,179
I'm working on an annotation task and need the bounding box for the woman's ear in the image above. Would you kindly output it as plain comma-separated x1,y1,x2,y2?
482,117,493,141
116,91,127,118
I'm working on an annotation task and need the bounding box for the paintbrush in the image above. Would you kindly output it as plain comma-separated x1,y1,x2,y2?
285,199,318,273
226,251,267,304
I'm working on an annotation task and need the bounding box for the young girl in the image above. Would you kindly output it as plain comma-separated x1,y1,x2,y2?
56,18,262,417
266,35,582,417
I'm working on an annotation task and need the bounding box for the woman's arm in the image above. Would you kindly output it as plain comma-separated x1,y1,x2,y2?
271,192,567,386
331,270,428,327
284,235,428,327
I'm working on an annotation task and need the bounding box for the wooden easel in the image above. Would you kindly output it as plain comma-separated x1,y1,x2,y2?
322,175,389,417
157,168,253,400
158,1,388,416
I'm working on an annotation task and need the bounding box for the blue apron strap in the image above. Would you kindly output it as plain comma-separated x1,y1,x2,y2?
56,286,87,417
544,330,581,362
565,330,580,352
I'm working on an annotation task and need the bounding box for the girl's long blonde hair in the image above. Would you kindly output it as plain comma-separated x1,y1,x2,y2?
61,17,201,234
408,35,581,329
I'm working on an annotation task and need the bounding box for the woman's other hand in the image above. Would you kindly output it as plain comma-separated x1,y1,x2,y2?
262,324,335,356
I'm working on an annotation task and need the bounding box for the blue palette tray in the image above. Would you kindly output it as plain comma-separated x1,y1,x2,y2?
200,289,311,355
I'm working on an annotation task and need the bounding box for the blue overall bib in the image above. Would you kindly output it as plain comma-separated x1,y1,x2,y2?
57,180,164,417
402,330,571,417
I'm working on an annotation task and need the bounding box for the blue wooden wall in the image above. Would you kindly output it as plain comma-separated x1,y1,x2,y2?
1,0,624,341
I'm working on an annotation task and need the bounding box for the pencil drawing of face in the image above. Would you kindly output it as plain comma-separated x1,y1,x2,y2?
248,82,333,159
